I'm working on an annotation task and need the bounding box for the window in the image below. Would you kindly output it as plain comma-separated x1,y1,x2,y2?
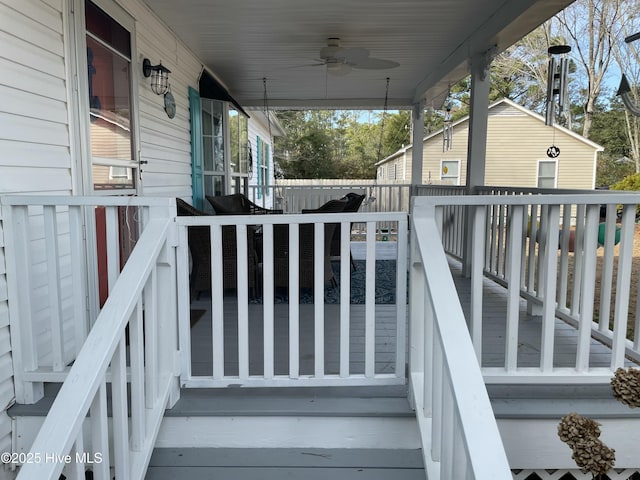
440,160,460,185
201,98,225,207
537,160,557,188
256,136,270,198
85,0,136,191
198,98,249,209
229,108,248,174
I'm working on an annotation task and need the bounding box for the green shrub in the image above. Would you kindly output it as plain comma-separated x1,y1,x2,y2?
611,173,640,192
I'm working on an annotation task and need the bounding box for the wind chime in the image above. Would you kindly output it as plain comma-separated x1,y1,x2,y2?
442,95,453,152
617,32,640,116
545,45,571,159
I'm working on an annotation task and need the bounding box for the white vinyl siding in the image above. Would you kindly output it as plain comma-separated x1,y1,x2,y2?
0,0,73,460
0,0,219,460
120,0,202,198
0,214,12,458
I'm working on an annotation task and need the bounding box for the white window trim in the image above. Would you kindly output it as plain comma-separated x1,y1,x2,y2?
440,159,461,185
71,0,141,195
537,159,558,188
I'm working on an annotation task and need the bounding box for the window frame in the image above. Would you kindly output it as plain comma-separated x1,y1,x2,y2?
537,159,558,188
73,0,141,195
440,159,461,185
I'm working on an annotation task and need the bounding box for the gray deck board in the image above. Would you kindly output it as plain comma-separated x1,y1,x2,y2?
145,466,426,479
165,385,413,417
189,301,401,377
145,448,425,480
447,258,638,369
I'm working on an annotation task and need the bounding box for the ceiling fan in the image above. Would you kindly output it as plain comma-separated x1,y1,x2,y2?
309,38,400,76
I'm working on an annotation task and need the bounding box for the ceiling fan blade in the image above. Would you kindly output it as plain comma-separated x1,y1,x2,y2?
352,57,400,69
285,62,326,69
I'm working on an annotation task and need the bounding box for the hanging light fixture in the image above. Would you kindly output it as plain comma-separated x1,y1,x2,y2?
142,58,171,95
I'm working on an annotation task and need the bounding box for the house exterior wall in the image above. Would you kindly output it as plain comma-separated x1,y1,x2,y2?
0,0,207,466
378,101,600,189
120,1,201,199
1,0,75,459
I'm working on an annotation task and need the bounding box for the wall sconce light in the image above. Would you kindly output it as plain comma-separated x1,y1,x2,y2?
142,58,171,95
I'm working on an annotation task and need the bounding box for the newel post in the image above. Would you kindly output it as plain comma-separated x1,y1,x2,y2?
149,200,180,408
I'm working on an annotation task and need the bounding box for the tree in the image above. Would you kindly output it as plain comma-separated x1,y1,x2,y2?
611,0,640,172
591,96,635,186
556,0,624,139
275,110,351,179
490,22,558,114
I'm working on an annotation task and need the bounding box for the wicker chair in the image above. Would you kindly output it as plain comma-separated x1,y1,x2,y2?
271,198,349,292
206,194,283,215
176,198,258,299
330,193,366,259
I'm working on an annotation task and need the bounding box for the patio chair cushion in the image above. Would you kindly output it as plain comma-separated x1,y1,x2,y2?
206,194,283,215
176,198,258,298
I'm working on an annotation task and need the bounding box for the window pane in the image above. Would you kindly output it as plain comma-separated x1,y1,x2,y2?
85,0,131,58
442,161,458,176
202,109,212,135
87,36,132,161
86,11,134,191
203,137,213,170
538,177,555,188
214,137,224,171
229,109,239,173
539,161,555,177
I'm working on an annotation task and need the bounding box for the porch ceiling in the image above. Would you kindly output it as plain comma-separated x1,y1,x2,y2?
144,0,575,109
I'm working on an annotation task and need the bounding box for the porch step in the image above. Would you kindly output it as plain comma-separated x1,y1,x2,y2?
164,385,414,417
144,448,425,480
154,385,421,451
487,384,640,419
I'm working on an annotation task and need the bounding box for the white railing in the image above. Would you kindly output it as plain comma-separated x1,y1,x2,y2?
176,211,408,387
422,193,640,383
409,197,511,479
413,185,467,259
248,183,412,215
7,197,179,480
2,197,172,402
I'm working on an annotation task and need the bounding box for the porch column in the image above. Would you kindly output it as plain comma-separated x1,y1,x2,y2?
410,101,425,211
462,49,493,276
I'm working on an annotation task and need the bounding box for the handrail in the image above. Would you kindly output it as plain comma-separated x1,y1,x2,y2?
410,202,512,478
16,217,178,479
